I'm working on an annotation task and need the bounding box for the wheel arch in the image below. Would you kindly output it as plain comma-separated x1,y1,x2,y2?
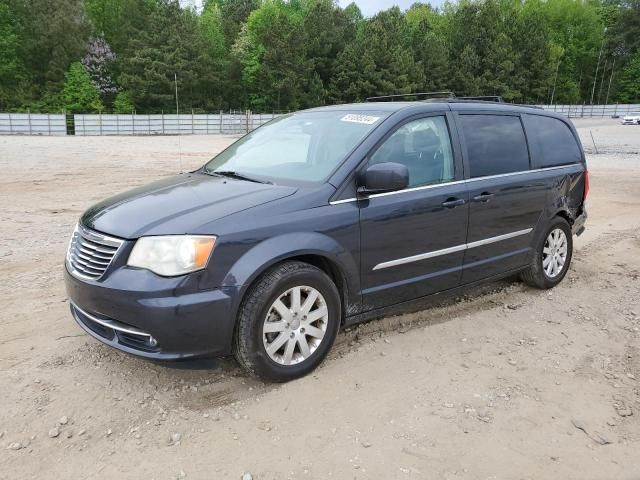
554,208,574,226
224,233,360,324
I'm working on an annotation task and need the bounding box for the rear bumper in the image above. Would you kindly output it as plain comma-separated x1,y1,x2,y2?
572,210,587,236
64,265,240,360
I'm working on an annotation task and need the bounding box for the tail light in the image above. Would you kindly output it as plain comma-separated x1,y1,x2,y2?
583,169,589,202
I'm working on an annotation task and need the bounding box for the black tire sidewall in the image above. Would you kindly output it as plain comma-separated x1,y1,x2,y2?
237,263,341,382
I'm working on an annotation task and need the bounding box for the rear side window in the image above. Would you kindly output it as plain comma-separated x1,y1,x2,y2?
524,115,582,168
460,115,530,178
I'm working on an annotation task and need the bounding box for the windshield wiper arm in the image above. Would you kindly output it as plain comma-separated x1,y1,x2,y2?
211,170,271,184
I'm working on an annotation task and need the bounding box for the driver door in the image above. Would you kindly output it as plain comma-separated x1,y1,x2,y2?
359,113,469,311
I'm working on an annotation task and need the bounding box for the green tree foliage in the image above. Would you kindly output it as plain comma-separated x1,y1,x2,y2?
63,62,104,113
85,0,157,56
0,0,21,109
113,91,134,113
118,0,222,112
235,0,309,111
217,0,261,44
16,0,91,96
1,0,638,112
329,7,421,102
406,3,450,93
617,50,640,102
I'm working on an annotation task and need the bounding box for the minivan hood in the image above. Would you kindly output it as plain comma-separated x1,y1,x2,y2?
81,172,297,239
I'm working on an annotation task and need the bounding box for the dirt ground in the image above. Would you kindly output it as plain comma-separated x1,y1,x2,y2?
1,118,639,480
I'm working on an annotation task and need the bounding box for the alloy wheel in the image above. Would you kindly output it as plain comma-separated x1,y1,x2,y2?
262,286,328,365
542,228,568,278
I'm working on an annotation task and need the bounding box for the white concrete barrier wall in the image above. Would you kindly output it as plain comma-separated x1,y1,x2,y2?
73,113,280,136
536,104,640,118
2,106,639,136
0,113,66,135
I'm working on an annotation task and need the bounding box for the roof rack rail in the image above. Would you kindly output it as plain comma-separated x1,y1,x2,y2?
456,95,505,103
366,91,455,102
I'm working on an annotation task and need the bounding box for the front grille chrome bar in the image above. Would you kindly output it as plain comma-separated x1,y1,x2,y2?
67,224,124,280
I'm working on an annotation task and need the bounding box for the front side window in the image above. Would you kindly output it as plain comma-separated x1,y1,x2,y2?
525,114,582,168
204,111,388,184
460,114,530,178
369,116,455,188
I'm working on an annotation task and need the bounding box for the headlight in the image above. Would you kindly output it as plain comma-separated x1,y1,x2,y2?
127,235,216,277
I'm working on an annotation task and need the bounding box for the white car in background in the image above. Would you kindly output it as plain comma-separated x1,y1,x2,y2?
621,112,640,125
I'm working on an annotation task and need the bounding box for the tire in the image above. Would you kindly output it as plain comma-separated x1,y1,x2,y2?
233,261,341,382
521,217,573,289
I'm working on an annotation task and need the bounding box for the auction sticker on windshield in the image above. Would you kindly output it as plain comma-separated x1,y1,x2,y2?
341,114,380,125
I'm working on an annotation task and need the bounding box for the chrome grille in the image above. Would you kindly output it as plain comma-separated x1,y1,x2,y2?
67,224,123,280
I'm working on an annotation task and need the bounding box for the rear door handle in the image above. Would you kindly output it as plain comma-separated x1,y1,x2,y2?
442,198,466,209
472,192,495,203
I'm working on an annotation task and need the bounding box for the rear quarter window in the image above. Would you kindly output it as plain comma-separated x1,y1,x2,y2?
523,114,583,169
459,114,530,178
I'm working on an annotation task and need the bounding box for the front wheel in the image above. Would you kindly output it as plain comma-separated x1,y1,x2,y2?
233,261,341,382
521,218,573,289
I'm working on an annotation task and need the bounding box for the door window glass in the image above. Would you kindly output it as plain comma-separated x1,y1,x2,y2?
460,115,530,178
369,116,455,188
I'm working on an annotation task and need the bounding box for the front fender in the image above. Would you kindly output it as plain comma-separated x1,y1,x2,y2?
222,231,360,304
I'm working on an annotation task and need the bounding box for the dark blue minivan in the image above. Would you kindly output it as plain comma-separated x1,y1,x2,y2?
64,100,588,381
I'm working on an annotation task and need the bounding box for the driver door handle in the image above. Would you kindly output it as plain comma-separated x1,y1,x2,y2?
472,192,495,203
442,198,466,209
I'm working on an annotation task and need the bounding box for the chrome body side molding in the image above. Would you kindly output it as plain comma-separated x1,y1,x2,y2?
373,228,533,271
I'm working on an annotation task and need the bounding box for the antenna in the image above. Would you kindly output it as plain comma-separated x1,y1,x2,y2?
175,73,183,173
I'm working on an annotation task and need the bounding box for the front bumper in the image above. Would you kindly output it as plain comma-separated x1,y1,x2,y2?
64,265,240,360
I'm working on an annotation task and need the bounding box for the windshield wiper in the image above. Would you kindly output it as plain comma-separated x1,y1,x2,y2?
210,170,271,184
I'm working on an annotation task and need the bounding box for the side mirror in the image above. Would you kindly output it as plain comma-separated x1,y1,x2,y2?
358,162,409,195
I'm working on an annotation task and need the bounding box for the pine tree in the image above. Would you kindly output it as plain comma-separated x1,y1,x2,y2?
118,1,221,112
235,1,309,111
18,0,91,90
329,7,421,102
113,91,134,113
63,62,104,113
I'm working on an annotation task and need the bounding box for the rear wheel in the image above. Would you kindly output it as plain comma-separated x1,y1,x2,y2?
233,261,341,382
521,217,573,289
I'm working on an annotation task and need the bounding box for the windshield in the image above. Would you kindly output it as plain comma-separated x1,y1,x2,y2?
204,110,387,184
